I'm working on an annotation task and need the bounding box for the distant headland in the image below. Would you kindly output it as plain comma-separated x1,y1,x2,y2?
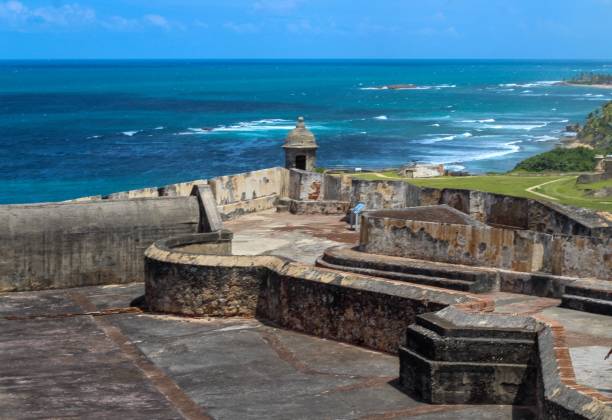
562,72,612,89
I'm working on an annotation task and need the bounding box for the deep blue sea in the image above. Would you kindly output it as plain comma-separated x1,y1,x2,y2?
1,59,612,204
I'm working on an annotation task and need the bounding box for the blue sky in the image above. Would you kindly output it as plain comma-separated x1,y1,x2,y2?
0,0,611,59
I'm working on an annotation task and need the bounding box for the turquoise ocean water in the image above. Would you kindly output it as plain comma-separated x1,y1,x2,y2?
1,59,611,204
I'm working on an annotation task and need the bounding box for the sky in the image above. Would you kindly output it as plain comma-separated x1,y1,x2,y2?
0,0,611,59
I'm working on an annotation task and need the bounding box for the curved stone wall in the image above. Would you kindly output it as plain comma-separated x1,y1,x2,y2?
144,238,484,353
144,235,611,418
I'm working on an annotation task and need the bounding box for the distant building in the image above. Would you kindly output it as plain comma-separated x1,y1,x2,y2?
604,155,612,175
398,163,445,178
594,155,605,172
283,117,318,171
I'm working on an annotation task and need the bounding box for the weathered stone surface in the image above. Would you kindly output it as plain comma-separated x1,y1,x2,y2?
289,169,323,201
351,179,409,209
144,239,482,354
288,199,350,215
360,207,611,279
209,167,289,206
191,183,224,232
0,197,200,292
318,245,498,293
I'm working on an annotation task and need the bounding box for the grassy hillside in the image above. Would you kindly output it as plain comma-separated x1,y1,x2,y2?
513,147,597,172
511,101,612,173
577,100,612,149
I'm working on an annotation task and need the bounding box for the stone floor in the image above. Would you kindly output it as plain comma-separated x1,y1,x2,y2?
225,209,358,264
490,292,612,398
0,210,609,418
0,284,536,420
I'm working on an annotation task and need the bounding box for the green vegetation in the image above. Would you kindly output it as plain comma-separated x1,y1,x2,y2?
511,101,612,172
567,72,612,86
532,177,612,210
513,148,597,172
577,101,612,149
348,172,611,211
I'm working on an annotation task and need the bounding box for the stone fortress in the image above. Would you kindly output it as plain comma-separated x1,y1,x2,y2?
0,117,611,419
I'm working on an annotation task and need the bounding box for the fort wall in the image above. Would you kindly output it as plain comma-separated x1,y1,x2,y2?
0,197,200,292
360,211,611,280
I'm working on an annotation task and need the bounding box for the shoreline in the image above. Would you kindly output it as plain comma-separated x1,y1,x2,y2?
561,82,612,89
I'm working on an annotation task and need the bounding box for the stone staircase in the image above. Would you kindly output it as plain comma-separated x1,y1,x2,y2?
561,280,612,316
316,246,498,293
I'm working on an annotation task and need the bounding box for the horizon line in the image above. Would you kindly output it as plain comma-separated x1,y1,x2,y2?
1,57,612,61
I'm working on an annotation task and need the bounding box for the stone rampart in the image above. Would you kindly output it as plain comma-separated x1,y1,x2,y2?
0,197,201,292
144,234,610,418
144,238,480,353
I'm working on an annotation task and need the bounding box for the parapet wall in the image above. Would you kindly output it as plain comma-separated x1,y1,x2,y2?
144,239,478,353
0,197,201,292
67,167,290,220
361,211,611,280
349,179,611,238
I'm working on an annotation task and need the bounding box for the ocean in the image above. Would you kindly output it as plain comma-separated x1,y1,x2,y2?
1,59,611,204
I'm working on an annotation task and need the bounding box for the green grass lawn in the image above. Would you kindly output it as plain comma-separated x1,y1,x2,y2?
348,172,612,211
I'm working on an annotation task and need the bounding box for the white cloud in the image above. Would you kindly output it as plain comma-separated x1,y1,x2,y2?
0,1,180,32
0,1,96,29
144,14,169,30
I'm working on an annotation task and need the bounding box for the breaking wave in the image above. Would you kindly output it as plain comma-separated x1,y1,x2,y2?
122,130,140,137
360,84,456,91
176,119,298,135
498,80,561,88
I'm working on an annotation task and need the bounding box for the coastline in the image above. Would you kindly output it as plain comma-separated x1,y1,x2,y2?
562,82,612,89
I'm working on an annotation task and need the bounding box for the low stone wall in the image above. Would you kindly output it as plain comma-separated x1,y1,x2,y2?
534,317,612,419
360,210,611,280
66,167,290,220
144,241,481,354
346,179,610,237
288,199,350,215
209,167,289,206
0,197,201,292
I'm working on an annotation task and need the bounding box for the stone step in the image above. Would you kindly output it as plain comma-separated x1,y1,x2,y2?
315,257,474,292
320,247,495,284
564,285,612,301
561,294,612,316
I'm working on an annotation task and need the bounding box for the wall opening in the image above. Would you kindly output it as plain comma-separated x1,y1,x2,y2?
295,155,306,170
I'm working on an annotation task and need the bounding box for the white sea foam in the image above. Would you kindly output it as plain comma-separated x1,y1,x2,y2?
154,126,164,130
179,119,297,135
122,131,140,136
532,135,558,142
481,122,547,131
87,135,102,139
360,84,456,91
420,132,473,144
374,115,388,120
430,123,441,127
460,118,495,123
499,80,561,88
